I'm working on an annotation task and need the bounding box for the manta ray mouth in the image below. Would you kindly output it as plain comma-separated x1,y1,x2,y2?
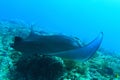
50,32,103,61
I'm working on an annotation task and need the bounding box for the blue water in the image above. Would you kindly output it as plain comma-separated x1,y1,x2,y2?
0,0,120,53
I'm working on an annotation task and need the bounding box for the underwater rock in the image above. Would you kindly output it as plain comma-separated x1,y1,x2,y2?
11,54,65,80
102,67,114,75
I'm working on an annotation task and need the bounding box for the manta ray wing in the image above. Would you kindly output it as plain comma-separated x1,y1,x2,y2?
49,32,103,61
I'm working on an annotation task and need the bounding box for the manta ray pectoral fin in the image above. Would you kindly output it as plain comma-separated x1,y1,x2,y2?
51,32,103,61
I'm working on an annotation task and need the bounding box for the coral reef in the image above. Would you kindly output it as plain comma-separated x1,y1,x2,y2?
0,20,120,80
10,55,65,80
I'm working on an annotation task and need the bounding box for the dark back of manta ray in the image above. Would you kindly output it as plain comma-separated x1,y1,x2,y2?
11,34,81,56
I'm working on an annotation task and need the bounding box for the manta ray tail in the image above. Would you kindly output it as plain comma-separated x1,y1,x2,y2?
51,32,103,61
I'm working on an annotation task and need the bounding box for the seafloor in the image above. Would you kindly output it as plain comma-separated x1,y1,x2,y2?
0,20,120,80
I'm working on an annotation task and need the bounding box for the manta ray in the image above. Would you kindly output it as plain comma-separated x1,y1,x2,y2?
11,30,103,61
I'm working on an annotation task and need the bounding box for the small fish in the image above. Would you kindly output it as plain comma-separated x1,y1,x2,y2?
11,30,103,61
0,51,8,57
0,53,7,56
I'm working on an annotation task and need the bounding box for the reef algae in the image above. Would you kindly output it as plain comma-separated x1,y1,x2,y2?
0,20,119,80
